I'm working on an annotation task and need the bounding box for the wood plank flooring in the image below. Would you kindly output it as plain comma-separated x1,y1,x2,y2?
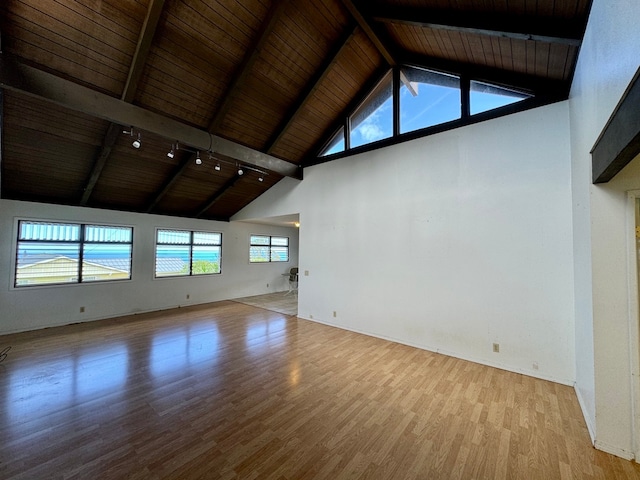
1,301,639,479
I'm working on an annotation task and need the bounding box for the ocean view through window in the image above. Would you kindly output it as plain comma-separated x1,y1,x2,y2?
155,229,222,277
15,221,133,287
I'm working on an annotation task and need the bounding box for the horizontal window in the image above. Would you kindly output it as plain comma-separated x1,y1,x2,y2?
155,229,222,277
250,235,289,263
15,221,133,287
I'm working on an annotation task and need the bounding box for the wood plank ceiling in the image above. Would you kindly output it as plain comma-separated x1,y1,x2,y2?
0,0,591,220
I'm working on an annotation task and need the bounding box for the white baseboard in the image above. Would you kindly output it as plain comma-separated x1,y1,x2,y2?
574,385,596,445
594,440,635,461
297,315,574,386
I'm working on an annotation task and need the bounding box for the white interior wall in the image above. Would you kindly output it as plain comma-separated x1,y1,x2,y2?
235,101,576,384
0,199,299,335
569,0,640,459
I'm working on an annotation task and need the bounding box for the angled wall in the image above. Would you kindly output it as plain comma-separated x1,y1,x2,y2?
235,101,576,384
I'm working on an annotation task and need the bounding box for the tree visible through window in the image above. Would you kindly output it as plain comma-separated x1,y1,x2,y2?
250,235,289,263
155,229,221,277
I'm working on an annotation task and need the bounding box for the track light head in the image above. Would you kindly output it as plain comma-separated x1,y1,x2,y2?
167,144,175,158
258,176,264,182
214,163,221,171
238,168,244,175
132,133,141,149
195,151,202,165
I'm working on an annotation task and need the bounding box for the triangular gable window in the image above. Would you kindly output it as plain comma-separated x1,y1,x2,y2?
318,67,534,159
400,67,461,134
350,71,393,148
322,126,345,156
470,81,530,115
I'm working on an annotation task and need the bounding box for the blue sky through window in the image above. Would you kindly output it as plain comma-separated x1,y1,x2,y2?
320,70,530,156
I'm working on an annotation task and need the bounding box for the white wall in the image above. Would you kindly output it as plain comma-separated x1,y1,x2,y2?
235,101,576,385
569,0,640,459
0,199,299,335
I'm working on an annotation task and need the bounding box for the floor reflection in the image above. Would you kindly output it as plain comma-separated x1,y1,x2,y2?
150,323,220,379
245,317,286,354
7,342,128,426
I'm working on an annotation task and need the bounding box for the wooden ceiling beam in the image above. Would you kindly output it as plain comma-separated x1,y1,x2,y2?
80,123,120,205
303,65,390,164
339,0,397,66
207,0,291,134
0,54,301,179
195,174,242,218
145,152,192,213
265,23,358,154
370,6,582,47
122,0,165,103
82,0,166,205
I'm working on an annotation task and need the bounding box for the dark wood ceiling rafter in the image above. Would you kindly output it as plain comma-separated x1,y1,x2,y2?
265,23,358,155
144,0,293,214
303,64,391,165
195,173,242,218
370,6,583,47
207,0,292,135
399,51,568,97
339,0,397,67
145,152,193,213
0,54,299,173
122,0,166,103
80,0,166,207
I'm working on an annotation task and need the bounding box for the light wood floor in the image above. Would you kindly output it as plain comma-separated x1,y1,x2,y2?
1,301,639,480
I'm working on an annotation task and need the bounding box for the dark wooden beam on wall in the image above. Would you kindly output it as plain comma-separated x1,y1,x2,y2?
339,0,397,66
592,67,640,183
265,24,357,154
81,0,166,205
0,54,300,178
369,6,583,46
207,0,291,135
195,174,242,218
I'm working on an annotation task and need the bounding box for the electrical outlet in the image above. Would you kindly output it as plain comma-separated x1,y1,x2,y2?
309,314,313,319
304,270,309,276
266,283,269,288
80,306,85,313
532,362,539,370
492,343,500,353
186,294,190,300
333,311,337,318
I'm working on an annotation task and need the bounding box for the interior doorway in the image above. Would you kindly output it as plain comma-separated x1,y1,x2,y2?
628,194,640,461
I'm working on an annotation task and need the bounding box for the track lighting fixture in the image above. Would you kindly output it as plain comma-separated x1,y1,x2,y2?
214,163,221,171
258,176,264,182
167,144,175,158
195,151,202,165
238,168,244,175
123,128,141,149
